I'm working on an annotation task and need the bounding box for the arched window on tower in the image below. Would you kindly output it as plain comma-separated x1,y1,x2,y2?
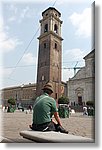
44,24,48,32
54,24,58,33
44,43,46,48
55,43,57,49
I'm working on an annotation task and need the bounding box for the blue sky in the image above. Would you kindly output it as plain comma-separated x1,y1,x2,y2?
0,0,94,88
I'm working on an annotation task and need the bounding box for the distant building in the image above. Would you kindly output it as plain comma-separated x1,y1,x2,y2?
1,81,67,107
1,83,36,107
67,49,95,106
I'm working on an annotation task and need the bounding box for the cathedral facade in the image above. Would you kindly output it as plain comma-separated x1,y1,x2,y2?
67,49,95,106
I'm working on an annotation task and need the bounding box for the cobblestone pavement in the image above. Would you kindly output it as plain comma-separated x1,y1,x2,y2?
0,110,95,143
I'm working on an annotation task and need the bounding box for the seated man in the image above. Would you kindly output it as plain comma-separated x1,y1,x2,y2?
29,82,68,134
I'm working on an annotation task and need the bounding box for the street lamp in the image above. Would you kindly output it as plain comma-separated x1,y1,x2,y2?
15,84,24,109
19,84,24,102
20,84,24,106
15,92,18,108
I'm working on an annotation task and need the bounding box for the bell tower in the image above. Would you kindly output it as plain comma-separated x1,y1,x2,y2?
36,7,63,100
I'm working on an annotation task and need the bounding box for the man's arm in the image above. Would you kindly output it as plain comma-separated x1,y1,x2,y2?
54,112,62,126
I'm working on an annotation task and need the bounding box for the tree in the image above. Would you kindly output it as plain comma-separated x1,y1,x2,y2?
86,101,95,107
58,96,69,104
8,98,16,105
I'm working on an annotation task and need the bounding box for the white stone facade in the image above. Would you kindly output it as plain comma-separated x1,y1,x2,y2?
67,50,95,106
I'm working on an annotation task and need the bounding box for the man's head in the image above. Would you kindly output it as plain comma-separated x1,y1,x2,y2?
42,82,54,95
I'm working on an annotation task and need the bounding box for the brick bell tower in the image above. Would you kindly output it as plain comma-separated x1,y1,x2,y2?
36,7,63,100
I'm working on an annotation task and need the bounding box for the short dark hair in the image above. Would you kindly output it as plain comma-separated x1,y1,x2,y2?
43,89,53,95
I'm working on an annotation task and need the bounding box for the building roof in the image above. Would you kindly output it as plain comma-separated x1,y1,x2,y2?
83,49,95,60
1,83,36,91
42,7,61,16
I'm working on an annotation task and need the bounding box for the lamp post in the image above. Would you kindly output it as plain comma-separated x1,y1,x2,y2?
20,84,24,106
16,92,17,108
15,84,24,109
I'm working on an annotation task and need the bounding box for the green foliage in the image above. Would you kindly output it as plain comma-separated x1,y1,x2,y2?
8,98,16,105
58,96,69,104
86,101,95,107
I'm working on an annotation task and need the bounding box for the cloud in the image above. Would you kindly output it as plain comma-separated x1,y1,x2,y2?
0,11,22,53
22,53,37,65
9,4,18,13
7,4,17,22
62,48,86,81
63,48,86,62
7,5,34,23
18,6,33,23
0,67,13,79
20,6,29,18
0,67,14,88
62,69,74,82
0,34,21,53
8,16,16,22
0,67,12,87
69,8,92,38
0,31,22,53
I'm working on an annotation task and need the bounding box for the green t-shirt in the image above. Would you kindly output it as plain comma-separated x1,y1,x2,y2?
33,93,58,125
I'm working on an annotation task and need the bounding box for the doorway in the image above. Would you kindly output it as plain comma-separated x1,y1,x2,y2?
78,96,82,105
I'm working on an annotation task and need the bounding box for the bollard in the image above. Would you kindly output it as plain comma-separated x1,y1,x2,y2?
58,104,69,118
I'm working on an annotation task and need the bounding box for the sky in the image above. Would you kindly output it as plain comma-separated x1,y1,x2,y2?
0,0,94,89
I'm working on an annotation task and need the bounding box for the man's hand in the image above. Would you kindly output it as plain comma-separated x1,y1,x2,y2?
54,112,62,126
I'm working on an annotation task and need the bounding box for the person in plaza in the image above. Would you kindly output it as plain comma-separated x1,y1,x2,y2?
83,106,88,115
28,105,32,112
29,81,68,134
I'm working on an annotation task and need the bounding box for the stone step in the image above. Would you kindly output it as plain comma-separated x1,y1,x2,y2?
20,130,94,143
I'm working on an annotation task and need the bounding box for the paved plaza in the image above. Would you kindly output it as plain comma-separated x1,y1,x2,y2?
0,110,95,143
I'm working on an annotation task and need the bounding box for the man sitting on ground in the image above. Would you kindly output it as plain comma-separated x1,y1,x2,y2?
29,81,68,134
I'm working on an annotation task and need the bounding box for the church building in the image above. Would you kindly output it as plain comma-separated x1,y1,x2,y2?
67,49,95,106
